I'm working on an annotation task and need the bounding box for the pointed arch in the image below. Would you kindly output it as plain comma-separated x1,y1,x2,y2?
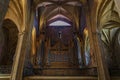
0,19,18,74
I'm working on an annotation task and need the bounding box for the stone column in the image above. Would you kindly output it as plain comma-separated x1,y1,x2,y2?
78,36,86,67
68,40,74,64
10,31,28,80
44,38,50,66
38,32,45,68
85,3,110,80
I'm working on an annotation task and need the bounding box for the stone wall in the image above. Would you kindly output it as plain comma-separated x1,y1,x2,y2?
0,0,9,25
0,29,5,63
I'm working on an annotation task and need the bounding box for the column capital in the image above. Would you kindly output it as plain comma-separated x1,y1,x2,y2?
18,31,26,36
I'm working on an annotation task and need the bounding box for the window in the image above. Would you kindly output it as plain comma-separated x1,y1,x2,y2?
49,20,71,26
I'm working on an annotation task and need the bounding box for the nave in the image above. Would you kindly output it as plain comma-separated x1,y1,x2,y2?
0,0,120,80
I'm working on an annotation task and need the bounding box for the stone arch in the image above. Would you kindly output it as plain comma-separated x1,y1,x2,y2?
4,17,20,32
0,19,18,73
4,0,22,32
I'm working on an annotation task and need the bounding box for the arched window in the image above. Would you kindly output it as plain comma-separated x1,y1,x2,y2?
49,20,71,26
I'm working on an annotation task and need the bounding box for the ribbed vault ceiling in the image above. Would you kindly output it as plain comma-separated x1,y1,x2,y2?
34,0,84,27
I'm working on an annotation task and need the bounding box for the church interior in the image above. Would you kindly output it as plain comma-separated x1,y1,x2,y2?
0,0,120,80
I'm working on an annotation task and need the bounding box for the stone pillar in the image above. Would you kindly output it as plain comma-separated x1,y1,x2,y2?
9,2,35,78
78,36,86,67
85,3,110,80
38,32,45,67
68,40,74,64
76,37,82,67
10,31,28,80
44,38,50,66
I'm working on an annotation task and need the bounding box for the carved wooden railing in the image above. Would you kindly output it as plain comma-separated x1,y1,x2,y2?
0,74,10,80
32,67,98,76
0,66,11,80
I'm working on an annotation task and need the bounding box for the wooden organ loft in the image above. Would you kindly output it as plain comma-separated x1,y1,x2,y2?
32,26,83,76
0,0,120,80
39,39,80,76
